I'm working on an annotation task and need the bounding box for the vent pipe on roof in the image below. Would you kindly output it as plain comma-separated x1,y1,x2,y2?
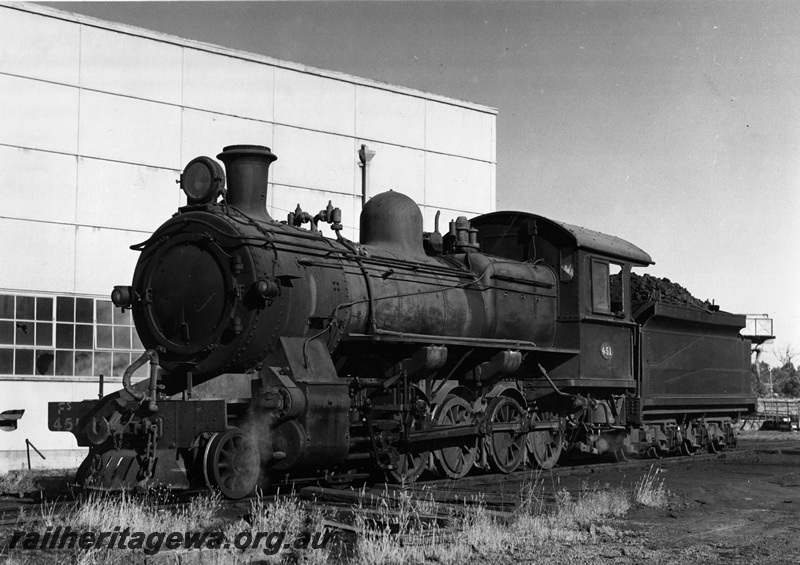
358,144,376,209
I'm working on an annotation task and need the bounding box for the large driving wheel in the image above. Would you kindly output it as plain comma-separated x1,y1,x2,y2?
527,412,563,470
485,396,526,474
203,429,260,499
434,395,477,479
390,399,430,483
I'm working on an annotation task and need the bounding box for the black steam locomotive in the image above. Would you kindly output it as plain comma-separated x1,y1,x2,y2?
49,145,755,498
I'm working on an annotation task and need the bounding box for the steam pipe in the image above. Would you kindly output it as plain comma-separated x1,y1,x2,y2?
123,349,160,413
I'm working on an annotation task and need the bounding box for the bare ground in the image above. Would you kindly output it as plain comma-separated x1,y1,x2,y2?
518,436,800,565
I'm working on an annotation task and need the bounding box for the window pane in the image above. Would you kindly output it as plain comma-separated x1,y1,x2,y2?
132,330,144,351
55,350,74,376
96,301,113,325
0,321,13,345
609,264,623,313
560,252,575,282
56,324,74,349
592,261,610,313
16,321,34,346
0,295,14,319
75,352,93,376
15,349,33,375
37,297,53,321
76,298,93,323
113,307,131,326
17,296,35,320
113,352,130,377
75,324,93,350
94,352,112,377
36,322,53,347
56,297,74,322
97,325,112,349
114,326,131,349
35,350,54,375
0,348,12,373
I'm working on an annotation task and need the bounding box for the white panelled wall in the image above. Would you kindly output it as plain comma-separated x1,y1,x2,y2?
0,2,496,471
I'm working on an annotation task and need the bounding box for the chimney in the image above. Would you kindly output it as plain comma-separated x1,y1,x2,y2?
216,145,277,221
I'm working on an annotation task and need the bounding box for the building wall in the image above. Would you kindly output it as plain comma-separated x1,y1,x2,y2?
0,2,497,471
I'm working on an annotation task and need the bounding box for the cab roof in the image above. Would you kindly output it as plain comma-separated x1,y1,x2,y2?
472,211,654,266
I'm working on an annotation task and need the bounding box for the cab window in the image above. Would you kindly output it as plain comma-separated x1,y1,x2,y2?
592,260,623,314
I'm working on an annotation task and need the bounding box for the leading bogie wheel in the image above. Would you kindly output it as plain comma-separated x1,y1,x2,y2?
389,395,431,483
203,428,260,499
390,447,429,483
434,395,477,479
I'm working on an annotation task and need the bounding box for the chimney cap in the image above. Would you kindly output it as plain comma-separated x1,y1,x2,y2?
217,145,277,163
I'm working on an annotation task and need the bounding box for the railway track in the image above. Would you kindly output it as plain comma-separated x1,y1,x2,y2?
3,437,799,531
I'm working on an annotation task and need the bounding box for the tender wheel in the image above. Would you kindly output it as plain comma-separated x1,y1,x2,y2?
527,412,563,470
203,429,260,499
681,439,698,457
707,441,718,454
485,396,526,474
434,395,477,479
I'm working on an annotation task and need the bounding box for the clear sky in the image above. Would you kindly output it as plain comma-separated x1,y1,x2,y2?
50,1,800,366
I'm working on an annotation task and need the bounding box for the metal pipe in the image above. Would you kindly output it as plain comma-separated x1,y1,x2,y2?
358,144,375,209
537,363,572,397
122,349,160,412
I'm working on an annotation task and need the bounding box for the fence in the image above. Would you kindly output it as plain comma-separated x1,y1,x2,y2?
739,398,800,431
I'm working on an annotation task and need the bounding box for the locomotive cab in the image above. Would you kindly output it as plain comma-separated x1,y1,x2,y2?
471,211,653,390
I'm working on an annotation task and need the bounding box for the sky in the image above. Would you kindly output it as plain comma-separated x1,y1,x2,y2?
49,1,800,366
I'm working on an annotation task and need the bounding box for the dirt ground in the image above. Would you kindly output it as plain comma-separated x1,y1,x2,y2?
543,435,800,565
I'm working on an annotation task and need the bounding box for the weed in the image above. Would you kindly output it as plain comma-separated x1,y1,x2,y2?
4,473,641,565
633,465,670,508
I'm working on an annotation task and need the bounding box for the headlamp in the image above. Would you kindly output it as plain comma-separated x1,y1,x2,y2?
180,156,225,204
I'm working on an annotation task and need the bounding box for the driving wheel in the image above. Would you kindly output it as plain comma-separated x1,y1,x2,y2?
434,395,477,479
485,396,526,474
527,412,563,470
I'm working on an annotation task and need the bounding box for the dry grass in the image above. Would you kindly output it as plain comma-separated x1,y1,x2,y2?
4,488,331,565
2,471,654,565
0,469,72,496
633,465,671,508
352,475,632,565
63,489,224,533
0,470,37,495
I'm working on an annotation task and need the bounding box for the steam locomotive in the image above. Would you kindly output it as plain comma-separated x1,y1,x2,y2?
49,145,756,498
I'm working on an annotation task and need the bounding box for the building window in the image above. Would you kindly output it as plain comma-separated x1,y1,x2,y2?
0,293,143,378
